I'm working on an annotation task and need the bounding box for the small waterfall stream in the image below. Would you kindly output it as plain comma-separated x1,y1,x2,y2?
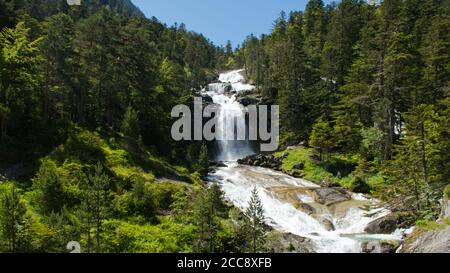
203,70,405,253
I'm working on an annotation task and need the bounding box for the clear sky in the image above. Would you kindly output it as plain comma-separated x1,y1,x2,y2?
132,0,334,48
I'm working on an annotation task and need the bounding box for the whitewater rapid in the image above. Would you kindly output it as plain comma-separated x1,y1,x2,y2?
208,163,404,253
204,70,405,253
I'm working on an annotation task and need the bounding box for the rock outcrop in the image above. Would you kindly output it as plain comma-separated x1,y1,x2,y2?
265,232,315,253
400,226,450,253
238,154,285,170
362,240,400,253
311,187,351,206
364,214,398,234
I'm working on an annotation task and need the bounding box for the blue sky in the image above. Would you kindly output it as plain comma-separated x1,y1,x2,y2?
132,0,334,47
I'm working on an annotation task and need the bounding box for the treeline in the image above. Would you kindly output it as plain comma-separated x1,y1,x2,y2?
0,0,248,253
235,0,449,221
0,0,230,163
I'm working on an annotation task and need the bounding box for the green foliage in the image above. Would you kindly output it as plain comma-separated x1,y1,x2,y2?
121,106,140,139
102,218,196,253
0,184,33,252
309,118,334,161
33,160,65,214
193,184,228,253
80,162,111,253
197,143,209,175
1,0,449,253
243,187,266,253
386,104,447,220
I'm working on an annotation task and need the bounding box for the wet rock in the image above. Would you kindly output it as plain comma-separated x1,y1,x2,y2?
238,154,283,169
320,218,335,231
209,161,228,168
205,71,219,84
237,96,261,107
311,188,351,206
362,240,400,253
401,226,450,253
297,203,316,215
364,214,398,234
265,232,315,253
206,82,232,93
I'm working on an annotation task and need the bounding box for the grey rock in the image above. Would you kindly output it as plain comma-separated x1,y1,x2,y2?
401,226,450,253
362,241,400,253
311,188,351,206
364,214,398,234
293,162,304,170
265,232,315,253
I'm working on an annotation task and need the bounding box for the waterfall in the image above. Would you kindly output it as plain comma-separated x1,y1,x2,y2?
204,69,406,253
204,69,255,161
207,163,405,253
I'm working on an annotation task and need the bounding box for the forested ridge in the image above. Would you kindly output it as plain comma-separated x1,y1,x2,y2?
0,0,244,253
234,0,449,223
0,0,448,253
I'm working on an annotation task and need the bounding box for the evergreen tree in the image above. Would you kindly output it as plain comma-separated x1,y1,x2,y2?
197,143,209,176
193,184,227,253
121,106,140,139
81,162,110,253
0,185,28,252
321,0,363,87
309,118,334,161
33,161,65,215
243,187,266,253
388,105,443,219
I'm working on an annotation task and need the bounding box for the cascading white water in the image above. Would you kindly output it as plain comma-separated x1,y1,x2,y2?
205,69,406,253
204,70,255,161
208,163,404,253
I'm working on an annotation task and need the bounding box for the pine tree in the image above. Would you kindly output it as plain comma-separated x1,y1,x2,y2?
33,161,65,215
81,162,110,253
0,21,42,144
193,184,226,253
321,0,363,87
0,185,28,252
121,106,140,139
388,105,443,219
244,187,266,253
39,13,77,124
309,118,334,161
197,143,209,176
303,0,326,70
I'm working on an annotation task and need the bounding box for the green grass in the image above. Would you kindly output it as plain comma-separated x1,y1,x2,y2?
416,219,450,230
275,147,382,191
102,217,196,253
45,127,197,184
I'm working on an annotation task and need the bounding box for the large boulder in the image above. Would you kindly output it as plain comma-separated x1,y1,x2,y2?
297,203,316,215
362,240,400,253
311,187,351,206
364,214,398,234
401,226,450,253
237,95,261,107
265,232,315,253
238,154,283,169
